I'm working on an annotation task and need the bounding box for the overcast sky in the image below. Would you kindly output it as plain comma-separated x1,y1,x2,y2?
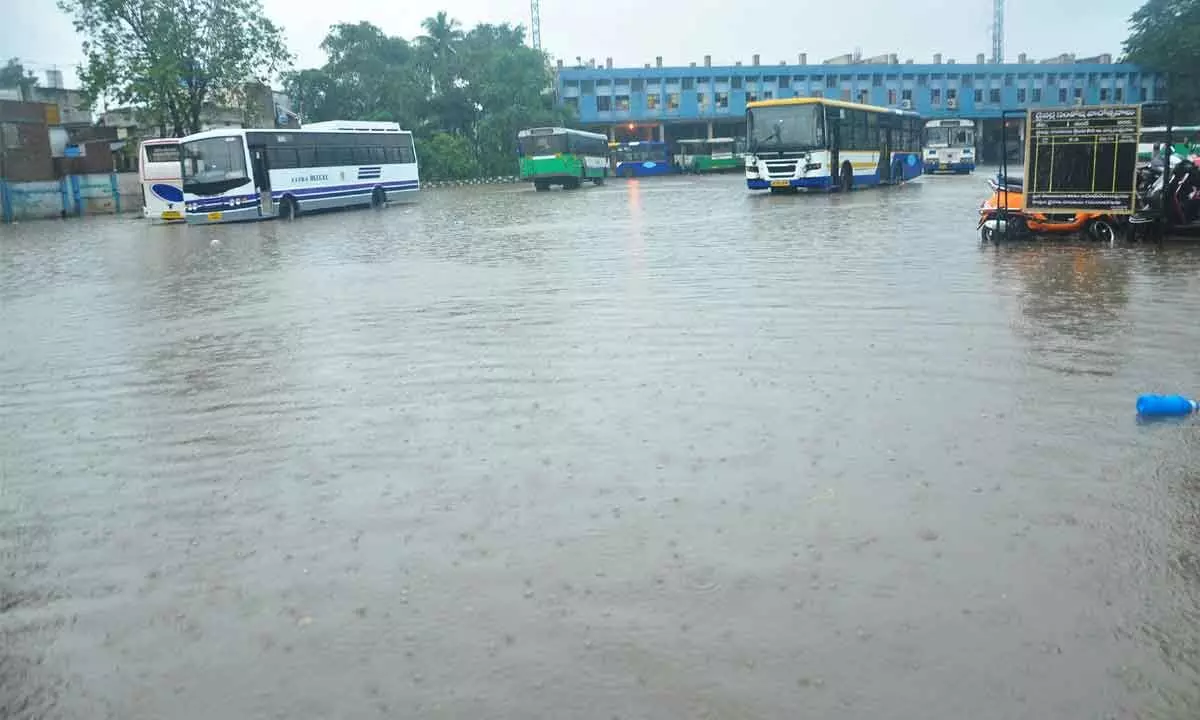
4,0,1138,88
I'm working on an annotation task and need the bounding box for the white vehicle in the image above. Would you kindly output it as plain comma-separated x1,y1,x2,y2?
139,138,184,222
744,98,925,193
180,121,418,224
922,118,976,174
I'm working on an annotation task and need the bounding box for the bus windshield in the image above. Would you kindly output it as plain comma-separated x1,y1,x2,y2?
182,136,249,195
519,134,567,156
748,105,824,152
925,127,974,147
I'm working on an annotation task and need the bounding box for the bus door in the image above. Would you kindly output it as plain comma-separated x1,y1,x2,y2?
249,144,273,216
878,118,893,183
829,108,842,185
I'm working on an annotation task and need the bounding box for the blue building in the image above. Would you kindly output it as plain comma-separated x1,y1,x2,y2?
554,51,1163,161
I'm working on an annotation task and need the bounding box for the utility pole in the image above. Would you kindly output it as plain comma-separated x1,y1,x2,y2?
530,0,541,51
991,0,1004,64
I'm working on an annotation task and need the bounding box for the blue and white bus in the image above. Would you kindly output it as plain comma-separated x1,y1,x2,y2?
744,98,924,193
181,120,419,224
612,141,674,178
922,118,976,174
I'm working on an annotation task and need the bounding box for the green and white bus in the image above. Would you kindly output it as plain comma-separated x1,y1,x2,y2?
1137,126,1200,164
676,138,742,173
517,127,610,191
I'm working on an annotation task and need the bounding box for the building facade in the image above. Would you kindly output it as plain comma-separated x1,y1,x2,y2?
555,52,1163,159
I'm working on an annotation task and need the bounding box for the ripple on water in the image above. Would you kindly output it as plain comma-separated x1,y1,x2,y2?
3,176,1200,718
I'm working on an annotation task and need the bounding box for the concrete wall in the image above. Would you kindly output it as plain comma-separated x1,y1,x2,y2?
1,172,139,222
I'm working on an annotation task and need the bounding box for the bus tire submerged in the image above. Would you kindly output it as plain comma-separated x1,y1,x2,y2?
839,162,854,193
279,196,299,221
371,187,386,209
891,160,904,185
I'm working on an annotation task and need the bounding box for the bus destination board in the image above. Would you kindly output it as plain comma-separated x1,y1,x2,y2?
1023,105,1141,213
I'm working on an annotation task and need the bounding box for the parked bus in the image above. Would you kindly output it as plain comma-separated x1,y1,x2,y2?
744,98,923,192
181,120,418,224
517,127,609,191
139,138,184,222
1137,125,1200,164
922,118,976,174
612,140,673,178
676,138,742,173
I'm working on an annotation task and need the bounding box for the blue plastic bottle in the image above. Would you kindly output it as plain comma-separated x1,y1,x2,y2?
1136,394,1198,417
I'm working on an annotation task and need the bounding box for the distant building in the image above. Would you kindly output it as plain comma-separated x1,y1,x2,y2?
554,50,1164,160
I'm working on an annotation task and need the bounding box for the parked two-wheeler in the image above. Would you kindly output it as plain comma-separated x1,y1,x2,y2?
977,174,1121,244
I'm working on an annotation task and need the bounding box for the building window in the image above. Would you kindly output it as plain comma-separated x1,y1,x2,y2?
779,76,790,89
1017,88,1027,103
826,75,836,88
697,92,708,111
918,75,927,86
1058,87,1068,103
931,88,941,105
1100,87,1110,102
947,88,957,101
615,95,630,111
1140,87,1148,101
1074,87,1082,101
989,88,1001,104
747,92,757,103
667,93,680,111
596,95,612,111
975,88,983,103
731,76,743,89
631,79,643,92
1032,87,1043,102
646,93,659,110
872,74,882,87
902,88,912,101
858,90,868,104
682,78,694,90
812,90,823,98
1004,75,1013,87
763,90,774,100
887,88,897,104
1115,87,1124,102
564,96,579,113
716,91,729,109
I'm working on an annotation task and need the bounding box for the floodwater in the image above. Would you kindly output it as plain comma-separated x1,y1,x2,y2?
3,173,1200,719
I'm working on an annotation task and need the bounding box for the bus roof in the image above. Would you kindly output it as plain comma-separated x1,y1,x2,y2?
746,96,920,117
301,120,403,132
924,118,976,127
517,126,608,141
180,124,412,143
139,137,179,146
613,140,666,147
677,137,736,144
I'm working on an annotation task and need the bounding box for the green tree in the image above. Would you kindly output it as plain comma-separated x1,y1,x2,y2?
1123,0,1200,114
0,58,38,100
59,0,292,136
287,14,576,180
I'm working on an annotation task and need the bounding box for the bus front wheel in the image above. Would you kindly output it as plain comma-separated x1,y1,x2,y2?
371,187,386,209
279,196,298,221
534,181,550,192
839,163,854,193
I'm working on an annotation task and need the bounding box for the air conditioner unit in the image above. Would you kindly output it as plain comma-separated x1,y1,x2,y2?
901,99,912,110
947,97,958,109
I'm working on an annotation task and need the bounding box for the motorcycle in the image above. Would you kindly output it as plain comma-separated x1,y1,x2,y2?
1128,157,1200,241
977,173,1121,244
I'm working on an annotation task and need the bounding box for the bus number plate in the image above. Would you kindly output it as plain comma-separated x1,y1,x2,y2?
206,211,223,221
770,180,791,188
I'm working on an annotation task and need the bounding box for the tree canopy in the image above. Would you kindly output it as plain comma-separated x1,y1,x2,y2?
59,0,291,136
284,16,574,180
0,59,39,100
1123,0,1200,113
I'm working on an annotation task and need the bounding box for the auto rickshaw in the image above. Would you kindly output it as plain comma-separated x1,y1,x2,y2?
978,174,1121,244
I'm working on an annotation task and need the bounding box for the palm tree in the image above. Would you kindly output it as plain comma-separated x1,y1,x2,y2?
418,12,463,95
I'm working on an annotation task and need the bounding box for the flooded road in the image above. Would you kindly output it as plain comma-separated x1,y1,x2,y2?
3,173,1200,719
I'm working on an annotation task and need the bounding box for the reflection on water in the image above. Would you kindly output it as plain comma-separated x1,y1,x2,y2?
3,179,1200,718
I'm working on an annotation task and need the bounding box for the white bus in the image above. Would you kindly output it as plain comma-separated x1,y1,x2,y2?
922,118,976,174
180,121,418,224
139,138,184,222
